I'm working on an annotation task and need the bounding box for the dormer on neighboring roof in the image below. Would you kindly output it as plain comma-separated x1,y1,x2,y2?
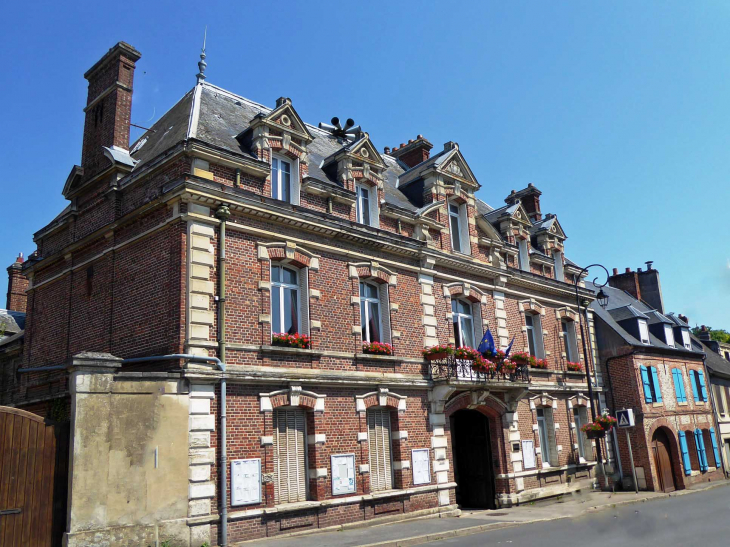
645,310,676,347
240,96,314,162
506,183,542,222
666,312,693,350
610,305,651,344
397,141,479,208
321,132,386,190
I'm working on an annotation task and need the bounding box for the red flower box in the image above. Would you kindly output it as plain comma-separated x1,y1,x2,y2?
272,332,311,349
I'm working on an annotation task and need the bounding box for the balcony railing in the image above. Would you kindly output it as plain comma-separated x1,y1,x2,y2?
428,356,530,383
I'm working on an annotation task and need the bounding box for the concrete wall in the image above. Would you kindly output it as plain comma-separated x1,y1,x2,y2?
65,353,191,547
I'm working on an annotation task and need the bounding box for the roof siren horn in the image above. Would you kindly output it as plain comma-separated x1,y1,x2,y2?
319,116,361,140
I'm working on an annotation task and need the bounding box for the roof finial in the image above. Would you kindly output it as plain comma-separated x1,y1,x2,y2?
196,26,208,84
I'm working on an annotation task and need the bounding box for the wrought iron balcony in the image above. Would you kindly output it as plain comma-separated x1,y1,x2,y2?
428,356,531,383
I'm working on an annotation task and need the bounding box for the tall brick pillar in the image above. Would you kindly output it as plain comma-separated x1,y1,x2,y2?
6,253,28,312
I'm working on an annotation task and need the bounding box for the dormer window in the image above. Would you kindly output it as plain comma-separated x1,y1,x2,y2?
680,328,692,350
553,250,564,281
638,319,650,344
664,324,675,348
448,202,470,255
518,239,530,271
355,183,379,227
271,154,300,204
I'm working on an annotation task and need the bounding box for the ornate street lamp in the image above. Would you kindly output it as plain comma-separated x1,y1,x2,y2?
574,264,610,480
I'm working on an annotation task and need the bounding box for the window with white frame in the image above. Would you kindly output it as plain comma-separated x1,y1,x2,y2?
573,406,590,460
271,265,301,335
680,328,692,350
360,281,390,344
367,408,393,491
355,183,379,227
638,319,650,344
536,407,557,467
452,298,475,348
525,313,545,358
664,324,675,347
561,319,579,362
272,154,299,204
448,203,470,255
553,250,564,281
518,238,530,271
273,408,308,503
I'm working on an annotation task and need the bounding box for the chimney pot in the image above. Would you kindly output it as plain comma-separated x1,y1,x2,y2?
637,268,642,273
389,135,433,168
625,268,631,273
400,143,406,148
384,147,390,154
408,139,414,144
417,134,423,139
613,268,618,275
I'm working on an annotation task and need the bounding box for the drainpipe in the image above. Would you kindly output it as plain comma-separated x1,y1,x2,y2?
120,351,228,546
215,204,231,545
702,353,729,478
18,364,68,373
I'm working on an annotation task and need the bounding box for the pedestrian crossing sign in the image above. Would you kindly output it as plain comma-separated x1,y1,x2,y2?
616,409,635,428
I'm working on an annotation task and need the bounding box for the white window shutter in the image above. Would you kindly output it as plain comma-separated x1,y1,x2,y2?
459,204,471,255
379,283,391,345
535,314,545,359
274,409,307,503
471,301,483,348
368,409,393,491
370,190,380,229
546,407,558,466
298,268,310,336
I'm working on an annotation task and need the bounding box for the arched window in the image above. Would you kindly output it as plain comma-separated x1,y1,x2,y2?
452,298,474,348
271,265,300,335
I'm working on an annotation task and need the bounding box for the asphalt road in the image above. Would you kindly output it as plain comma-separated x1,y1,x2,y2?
439,485,730,547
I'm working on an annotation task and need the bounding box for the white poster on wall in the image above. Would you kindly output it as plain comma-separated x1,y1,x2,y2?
412,448,431,485
231,458,261,506
522,440,536,469
331,454,356,496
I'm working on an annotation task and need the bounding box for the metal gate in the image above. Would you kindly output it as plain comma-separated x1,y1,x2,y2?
0,406,68,547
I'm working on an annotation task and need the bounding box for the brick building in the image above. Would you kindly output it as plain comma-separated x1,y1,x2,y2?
590,265,725,492
3,42,612,545
697,326,730,471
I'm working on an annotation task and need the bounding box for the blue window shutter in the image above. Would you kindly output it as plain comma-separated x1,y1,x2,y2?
679,371,687,402
650,367,662,402
698,370,708,402
640,365,653,403
679,431,692,475
672,369,681,402
710,428,721,468
695,429,708,472
690,371,700,402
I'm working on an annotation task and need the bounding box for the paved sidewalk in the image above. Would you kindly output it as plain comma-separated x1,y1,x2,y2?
244,481,729,547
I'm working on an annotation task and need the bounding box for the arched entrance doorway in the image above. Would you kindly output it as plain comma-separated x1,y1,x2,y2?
651,428,676,492
450,409,496,509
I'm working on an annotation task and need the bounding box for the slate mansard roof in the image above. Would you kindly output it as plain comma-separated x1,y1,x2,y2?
123,82,565,253
587,282,702,356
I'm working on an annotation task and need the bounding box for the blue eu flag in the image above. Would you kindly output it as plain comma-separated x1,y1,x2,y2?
477,329,495,355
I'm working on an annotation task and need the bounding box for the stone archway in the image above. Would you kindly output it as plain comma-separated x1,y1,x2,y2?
646,419,686,492
450,408,496,509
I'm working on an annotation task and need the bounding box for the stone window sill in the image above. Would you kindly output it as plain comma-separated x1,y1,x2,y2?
355,353,402,362
260,345,324,357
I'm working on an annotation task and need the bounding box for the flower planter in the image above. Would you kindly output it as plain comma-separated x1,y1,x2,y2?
585,429,606,439
425,351,449,361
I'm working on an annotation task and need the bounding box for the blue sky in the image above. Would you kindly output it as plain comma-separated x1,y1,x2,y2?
1,1,728,327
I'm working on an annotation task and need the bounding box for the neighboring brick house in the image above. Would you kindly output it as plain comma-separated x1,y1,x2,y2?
697,326,730,472
590,265,725,493
5,42,610,545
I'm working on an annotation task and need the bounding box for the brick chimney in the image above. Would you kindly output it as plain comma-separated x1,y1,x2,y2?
81,42,141,180
6,253,28,313
389,135,433,169
698,325,712,341
608,267,642,301
505,183,542,221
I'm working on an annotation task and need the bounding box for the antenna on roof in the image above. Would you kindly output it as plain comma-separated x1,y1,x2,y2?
196,26,208,84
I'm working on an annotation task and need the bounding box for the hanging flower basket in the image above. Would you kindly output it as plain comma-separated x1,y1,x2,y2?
362,341,394,356
422,344,454,361
581,421,606,439
595,414,618,432
566,361,583,372
586,429,606,439
272,333,311,349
